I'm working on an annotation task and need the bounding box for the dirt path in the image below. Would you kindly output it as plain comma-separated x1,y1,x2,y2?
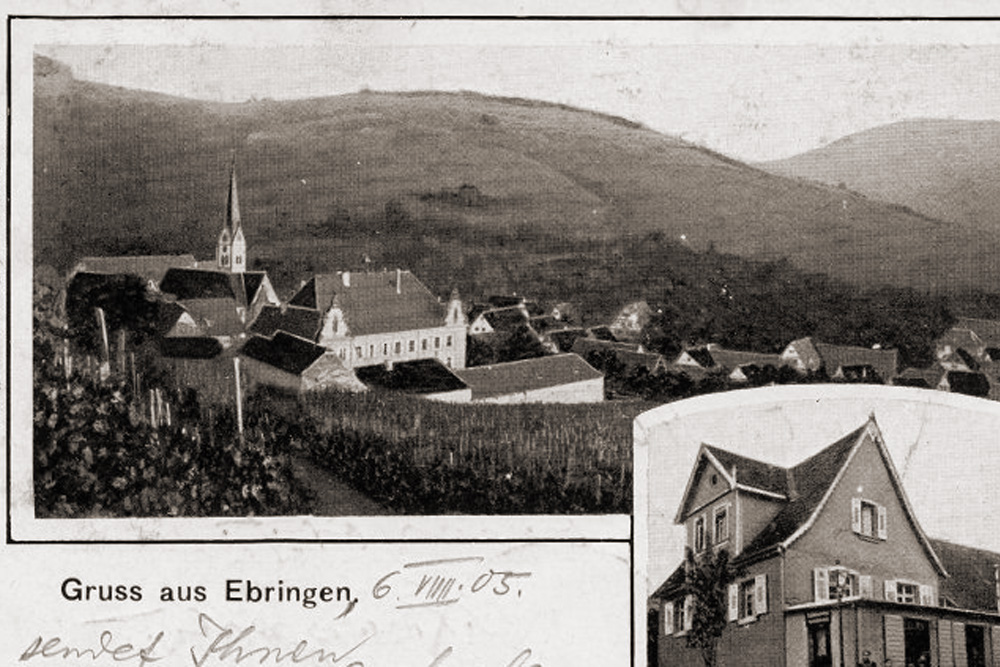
291,454,392,516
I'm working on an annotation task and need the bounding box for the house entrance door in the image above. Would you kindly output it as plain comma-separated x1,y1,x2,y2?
966,624,986,667
904,618,930,666
808,620,833,667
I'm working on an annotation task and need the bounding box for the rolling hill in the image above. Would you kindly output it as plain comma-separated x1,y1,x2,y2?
760,118,1000,234
32,55,1000,296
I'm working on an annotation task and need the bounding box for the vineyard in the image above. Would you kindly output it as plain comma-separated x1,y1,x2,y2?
287,389,639,514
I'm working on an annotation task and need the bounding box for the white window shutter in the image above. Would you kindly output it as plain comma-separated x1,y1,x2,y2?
814,567,830,602
851,497,862,533
859,574,873,599
877,504,888,540
754,574,768,615
728,583,739,621
919,584,934,606
663,600,674,635
684,595,694,632
885,579,898,602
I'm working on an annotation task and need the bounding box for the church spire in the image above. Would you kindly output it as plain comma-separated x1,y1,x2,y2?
218,156,247,273
226,156,241,232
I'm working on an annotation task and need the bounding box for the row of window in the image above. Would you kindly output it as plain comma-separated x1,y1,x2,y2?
662,574,769,636
338,334,455,361
692,502,730,553
813,566,934,606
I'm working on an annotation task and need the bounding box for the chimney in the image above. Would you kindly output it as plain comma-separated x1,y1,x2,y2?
396,268,402,295
342,271,351,288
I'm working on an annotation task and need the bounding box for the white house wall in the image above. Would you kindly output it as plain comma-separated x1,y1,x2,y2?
472,377,604,405
323,324,468,370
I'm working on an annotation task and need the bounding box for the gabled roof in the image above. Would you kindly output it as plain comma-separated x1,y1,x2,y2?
240,272,266,303
892,366,944,388
588,326,618,342
680,347,716,368
931,539,1000,612
814,341,898,381
177,298,245,337
546,327,589,353
160,268,236,301
453,353,603,400
249,305,323,341
239,332,330,375
571,338,644,356
355,359,468,394
650,562,688,601
707,348,783,370
954,317,1000,347
941,370,992,397
704,445,790,497
159,336,223,359
480,306,530,331
288,271,446,336
72,254,197,283
732,418,946,575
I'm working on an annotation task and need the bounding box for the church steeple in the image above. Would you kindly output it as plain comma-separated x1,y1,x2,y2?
217,157,246,274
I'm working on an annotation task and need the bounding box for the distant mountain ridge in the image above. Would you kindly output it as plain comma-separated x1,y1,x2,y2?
760,118,1000,234
32,55,1000,294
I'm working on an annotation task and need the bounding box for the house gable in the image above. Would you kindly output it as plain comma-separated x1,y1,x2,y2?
782,421,945,607
675,447,735,524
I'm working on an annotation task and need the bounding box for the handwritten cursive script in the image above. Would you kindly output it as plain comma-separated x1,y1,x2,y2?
20,630,164,664
190,613,373,666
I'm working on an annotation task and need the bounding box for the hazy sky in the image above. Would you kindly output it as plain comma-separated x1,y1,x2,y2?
29,18,1000,161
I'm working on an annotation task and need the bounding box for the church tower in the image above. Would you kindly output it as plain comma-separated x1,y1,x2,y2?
217,159,246,274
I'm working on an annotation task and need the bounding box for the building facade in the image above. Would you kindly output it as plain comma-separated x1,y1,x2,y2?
651,417,1000,667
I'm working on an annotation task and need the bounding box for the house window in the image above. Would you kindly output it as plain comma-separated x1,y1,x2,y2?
897,582,917,604
693,515,706,552
435,337,441,349
851,497,886,540
829,568,857,599
814,567,871,602
355,346,362,358
883,580,933,605
370,345,375,357
395,341,402,354
446,335,453,347
422,339,428,351
713,504,730,544
729,575,768,623
739,579,755,620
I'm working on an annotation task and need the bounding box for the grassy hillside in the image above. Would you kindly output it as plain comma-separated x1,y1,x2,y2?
760,119,1000,234
33,55,1000,296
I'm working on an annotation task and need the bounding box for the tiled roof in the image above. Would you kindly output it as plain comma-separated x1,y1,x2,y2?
942,370,991,397
241,272,265,302
72,254,197,283
159,336,223,359
703,445,789,497
814,342,898,382
249,305,323,342
160,268,236,301
178,298,245,337
355,359,468,394
682,348,716,368
288,271,446,336
240,332,330,376
708,348,783,370
571,338,644,356
739,425,866,558
588,326,618,342
546,328,589,353
482,307,530,331
955,317,1000,347
453,353,603,399
892,366,944,388
931,539,1000,612
650,563,687,601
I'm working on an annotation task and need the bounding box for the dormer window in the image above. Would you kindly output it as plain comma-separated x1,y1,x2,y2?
852,498,887,540
694,515,707,552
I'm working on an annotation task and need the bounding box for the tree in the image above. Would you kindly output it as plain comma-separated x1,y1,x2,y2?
683,547,741,667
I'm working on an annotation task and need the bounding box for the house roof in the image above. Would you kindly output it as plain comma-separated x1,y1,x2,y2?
783,337,824,370
588,326,618,342
955,317,1000,347
177,298,245,337
703,444,790,497
546,328,589,353
72,254,197,283
814,341,899,381
571,338,644,356
288,271,446,336
159,336,223,359
240,272,267,303
160,268,236,301
453,353,603,400
239,332,330,375
707,348,783,370
481,307,530,331
892,366,944,388
931,539,1000,613
942,370,992,397
355,359,468,394
249,305,323,341
650,563,688,601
